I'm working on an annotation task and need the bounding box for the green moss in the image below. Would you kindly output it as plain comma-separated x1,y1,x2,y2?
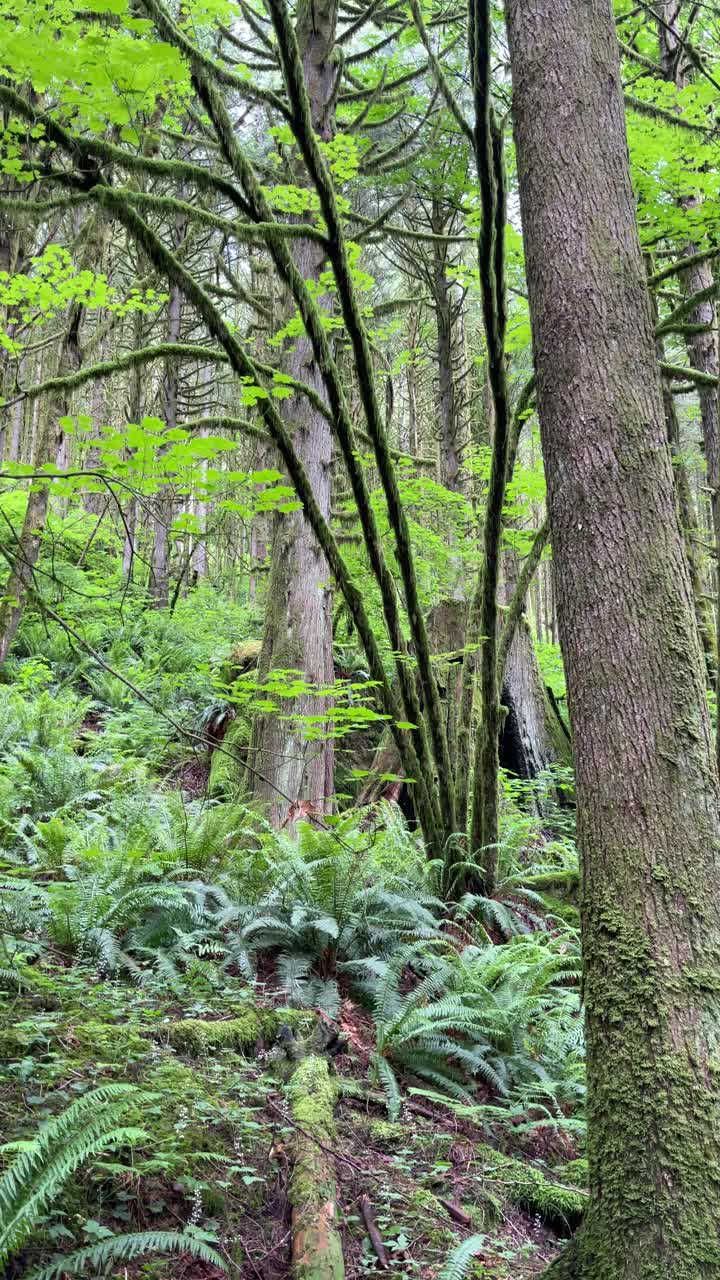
524,869,579,895
288,1053,338,1141
402,1187,455,1249
552,1158,588,1188
72,1019,153,1060
367,1119,406,1145
160,1007,313,1054
570,887,720,1277
287,1056,344,1280
0,1014,152,1065
476,1144,586,1233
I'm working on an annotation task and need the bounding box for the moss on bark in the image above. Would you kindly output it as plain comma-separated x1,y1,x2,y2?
288,1054,344,1280
160,1008,314,1054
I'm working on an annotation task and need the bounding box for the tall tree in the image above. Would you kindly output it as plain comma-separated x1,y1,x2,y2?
504,0,720,1275
246,0,337,823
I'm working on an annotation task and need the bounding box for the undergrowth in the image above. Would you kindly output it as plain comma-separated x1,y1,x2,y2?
0,590,582,1279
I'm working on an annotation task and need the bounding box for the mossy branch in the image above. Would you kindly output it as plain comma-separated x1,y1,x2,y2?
661,360,719,387
7,344,227,406
625,92,711,133
656,280,720,337
648,246,719,287
0,83,253,217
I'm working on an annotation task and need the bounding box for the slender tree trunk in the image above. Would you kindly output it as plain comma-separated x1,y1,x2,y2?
659,348,716,680
123,311,145,582
505,2,720,1276
432,201,461,494
405,306,420,457
148,280,182,607
0,305,81,662
657,0,720,764
247,0,337,825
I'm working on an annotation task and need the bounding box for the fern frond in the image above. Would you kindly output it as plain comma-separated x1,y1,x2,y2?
26,1229,228,1279
438,1234,487,1280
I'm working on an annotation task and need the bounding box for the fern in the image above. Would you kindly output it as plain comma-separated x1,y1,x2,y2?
0,1085,150,1267
26,1230,227,1279
438,1234,487,1280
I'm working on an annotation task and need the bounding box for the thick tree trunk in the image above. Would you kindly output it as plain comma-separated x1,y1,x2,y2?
505,2,720,1276
247,0,336,825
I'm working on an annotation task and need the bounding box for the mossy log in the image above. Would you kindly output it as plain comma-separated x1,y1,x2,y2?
288,1054,344,1280
476,1144,587,1233
523,869,579,894
158,1008,314,1054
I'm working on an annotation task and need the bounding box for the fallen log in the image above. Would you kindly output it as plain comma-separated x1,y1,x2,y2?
288,1054,345,1280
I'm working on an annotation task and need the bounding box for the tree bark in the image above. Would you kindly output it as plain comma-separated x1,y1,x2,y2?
148,285,183,607
247,0,337,825
500,613,571,789
288,1055,344,1280
657,0,720,764
431,199,463,496
505,1,720,1276
0,306,81,663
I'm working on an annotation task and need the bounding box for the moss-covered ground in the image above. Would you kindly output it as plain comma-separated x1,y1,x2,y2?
1,964,585,1279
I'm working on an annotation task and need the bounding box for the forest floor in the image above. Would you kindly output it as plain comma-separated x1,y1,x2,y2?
0,592,584,1278
1,958,582,1279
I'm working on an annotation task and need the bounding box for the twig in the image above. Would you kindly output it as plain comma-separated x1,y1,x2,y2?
359,1193,389,1268
438,1197,472,1227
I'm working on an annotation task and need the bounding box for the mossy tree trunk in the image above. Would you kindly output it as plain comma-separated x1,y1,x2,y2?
247,0,337,825
505,1,720,1276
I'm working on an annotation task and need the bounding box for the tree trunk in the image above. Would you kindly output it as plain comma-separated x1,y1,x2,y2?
500,613,571,788
0,306,81,663
148,280,183,608
288,1055,344,1280
505,2,720,1276
247,0,337,825
659,349,716,681
432,200,462,495
657,0,720,764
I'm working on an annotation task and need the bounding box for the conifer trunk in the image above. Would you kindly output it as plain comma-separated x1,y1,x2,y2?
505,1,720,1275
247,0,336,824
657,0,720,764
